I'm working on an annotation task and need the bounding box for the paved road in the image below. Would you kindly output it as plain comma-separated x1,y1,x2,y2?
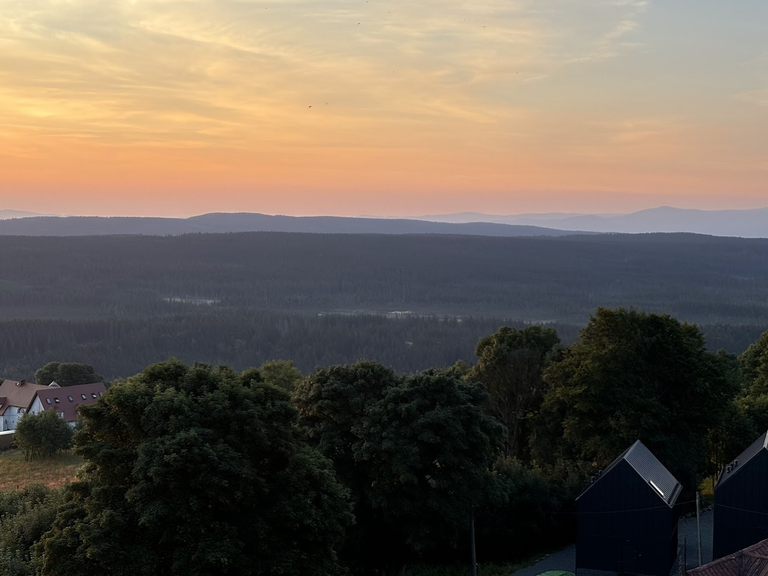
679,508,714,569
508,509,714,576
507,545,575,576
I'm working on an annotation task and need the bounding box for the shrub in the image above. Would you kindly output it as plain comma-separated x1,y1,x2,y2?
14,411,72,461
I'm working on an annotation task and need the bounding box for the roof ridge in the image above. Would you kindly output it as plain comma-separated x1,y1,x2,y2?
716,430,768,487
576,439,681,506
622,441,681,507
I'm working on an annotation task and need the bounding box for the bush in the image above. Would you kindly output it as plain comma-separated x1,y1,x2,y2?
0,485,62,576
14,411,73,460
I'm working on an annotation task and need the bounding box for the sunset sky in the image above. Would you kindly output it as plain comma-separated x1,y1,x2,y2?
0,0,766,217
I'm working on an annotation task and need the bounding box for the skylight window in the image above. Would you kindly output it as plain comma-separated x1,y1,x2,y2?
45,398,51,405
649,480,665,498
81,394,87,400
91,393,97,398
54,398,60,403
67,396,73,402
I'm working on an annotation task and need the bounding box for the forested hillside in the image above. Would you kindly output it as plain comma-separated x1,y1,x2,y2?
5,317,768,576
0,231,767,379
0,314,582,380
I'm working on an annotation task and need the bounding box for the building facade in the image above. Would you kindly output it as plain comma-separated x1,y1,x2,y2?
713,431,768,559
1,379,106,431
576,440,682,576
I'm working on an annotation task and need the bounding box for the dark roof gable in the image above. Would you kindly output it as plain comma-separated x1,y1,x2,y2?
577,440,682,507
0,379,49,415
35,382,106,422
716,431,768,488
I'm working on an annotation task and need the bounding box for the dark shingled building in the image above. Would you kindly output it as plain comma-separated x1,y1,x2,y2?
713,431,768,560
576,440,682,576
688,537,768,576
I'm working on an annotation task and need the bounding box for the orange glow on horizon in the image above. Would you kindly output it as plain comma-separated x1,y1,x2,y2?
0,1,766,216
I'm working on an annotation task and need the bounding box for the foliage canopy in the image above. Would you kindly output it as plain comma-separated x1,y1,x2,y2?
295,361,505,574
14,411,73,461
469,326,560,459
535,307,737,489
34,362,102,388
35,359,352,576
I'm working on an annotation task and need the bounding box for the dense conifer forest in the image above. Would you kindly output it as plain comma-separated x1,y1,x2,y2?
0,232,767,379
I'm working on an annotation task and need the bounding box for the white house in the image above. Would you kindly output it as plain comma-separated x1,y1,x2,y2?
0,379,49,431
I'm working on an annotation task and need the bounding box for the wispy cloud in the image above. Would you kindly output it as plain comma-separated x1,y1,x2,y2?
736,89,768,108
0,0,654,148
1,0,766,216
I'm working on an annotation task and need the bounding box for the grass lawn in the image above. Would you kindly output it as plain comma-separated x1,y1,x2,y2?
0,448,83,492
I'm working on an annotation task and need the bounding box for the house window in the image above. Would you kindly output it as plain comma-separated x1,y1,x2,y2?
57,412,64,418
81,394,87,400
67,396,73,402
18,408,25,415
46,398,52,405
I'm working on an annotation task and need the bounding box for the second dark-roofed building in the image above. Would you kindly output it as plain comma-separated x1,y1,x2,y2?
713,431,768,560
576,440,682,576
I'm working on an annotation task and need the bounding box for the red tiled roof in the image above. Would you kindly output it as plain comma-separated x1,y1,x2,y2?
35,382,107,423
688,538,768,576
0,379,49,415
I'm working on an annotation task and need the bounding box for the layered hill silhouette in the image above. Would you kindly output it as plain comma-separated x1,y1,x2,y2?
4,206,768,237
415,206,768,238
0,213,581,237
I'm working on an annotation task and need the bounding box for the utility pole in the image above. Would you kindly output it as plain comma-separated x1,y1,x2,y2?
696,491,702,567
470,508,477,576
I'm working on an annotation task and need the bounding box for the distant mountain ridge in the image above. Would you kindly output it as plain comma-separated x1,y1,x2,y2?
0,212,582,237
3,206,767,237
414,206,768,238
0,209,52,220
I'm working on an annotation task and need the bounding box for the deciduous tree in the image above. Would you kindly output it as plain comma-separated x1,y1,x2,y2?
469,326,560,459
34,362,103,388
535,308,736,490
14,410,72,460
258,359,303,393
295,361,504,575
36,359,352,576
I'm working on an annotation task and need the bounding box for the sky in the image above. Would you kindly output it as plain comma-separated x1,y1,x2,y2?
0,0,766,217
